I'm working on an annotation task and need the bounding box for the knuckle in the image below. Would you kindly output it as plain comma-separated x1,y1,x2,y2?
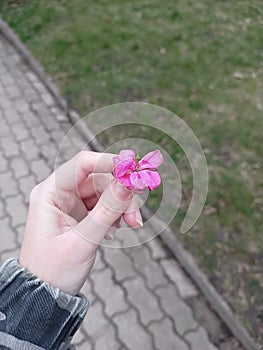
29,182,44,203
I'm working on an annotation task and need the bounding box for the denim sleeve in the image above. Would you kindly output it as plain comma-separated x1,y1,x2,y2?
0,258,89,350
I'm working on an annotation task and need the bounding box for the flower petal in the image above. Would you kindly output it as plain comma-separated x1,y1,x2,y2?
139,170,161,191
130,172,148,192
113,149,135,163
138,150,163,170
118,173,133,189
113,158,136,178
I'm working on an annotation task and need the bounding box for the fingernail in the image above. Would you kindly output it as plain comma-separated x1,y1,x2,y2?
108,226,116,240
135,211,143,227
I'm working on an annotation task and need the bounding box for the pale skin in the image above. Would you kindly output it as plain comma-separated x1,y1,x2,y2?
19,151,142,296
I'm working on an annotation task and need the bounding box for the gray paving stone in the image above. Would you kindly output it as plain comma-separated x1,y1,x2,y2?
155,284,198,336
74,341,92,350
25,71,38,83
41,93,55,107
6,85,21,99
13,98,30,113
1,248,20,264
149,318,189,350
0,217,17,251
4,108,21,124
42,113,61,132
0,119,11,138
185,327,218,350
21,139,39,160
0,199,4,218
113,309,154,350
1,136,20,157
92,267,128,317
94,323,120,350
31,125,51,145
82,299,108,337
0,152,8,172
0,96,13,109
33,81,48,94
102,247,136,281
31,159,51,182
147,238,169,260
51,106,68,122
123,276,163,325
12,122,31,141
18,175,37,202
21,111,40,128
92,249,106,272
15,224,25,246
10,157,29,179
129,246,168,289
6,195,27,227
160,259,199,299
72,329,85,345
0,171,19,197
80,279,95,302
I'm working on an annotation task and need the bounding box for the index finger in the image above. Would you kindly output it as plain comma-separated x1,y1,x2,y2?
52,151,115,192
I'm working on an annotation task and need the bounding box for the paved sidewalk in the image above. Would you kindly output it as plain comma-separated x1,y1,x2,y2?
0,34,220,350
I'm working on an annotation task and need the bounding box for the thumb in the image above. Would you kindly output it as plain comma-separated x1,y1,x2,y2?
74,179,133,244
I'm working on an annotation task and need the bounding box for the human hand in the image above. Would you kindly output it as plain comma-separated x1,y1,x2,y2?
19,151,142,295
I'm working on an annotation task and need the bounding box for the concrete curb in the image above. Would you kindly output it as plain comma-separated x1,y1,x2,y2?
0,16,260,350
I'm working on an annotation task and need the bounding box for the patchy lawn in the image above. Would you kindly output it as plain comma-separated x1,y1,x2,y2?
1,0,262,342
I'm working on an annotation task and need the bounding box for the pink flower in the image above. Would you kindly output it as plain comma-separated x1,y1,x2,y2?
113,149,163,193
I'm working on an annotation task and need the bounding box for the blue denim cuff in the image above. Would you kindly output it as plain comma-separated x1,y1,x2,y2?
0,258,89,350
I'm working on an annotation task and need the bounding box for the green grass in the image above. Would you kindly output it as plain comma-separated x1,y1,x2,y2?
1,0,262,342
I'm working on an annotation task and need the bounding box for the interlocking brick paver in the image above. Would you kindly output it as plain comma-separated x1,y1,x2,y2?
102,247,136,281
41,93,55,107
185,327,218,350
13,98,30,114
4,108,21,124
92,249,106,272
6,85,21,99
31,125,51,145
10,157,29,178
155,284,198,335
0,171,19,197
160,258,199,299
82,299,108,337
0,119,10,138
31,159,51,182
18,175,36,201
15,224,25,246
113,309,154,350
1,136,20,157
12,122,31,141
94,324,120,350
129,246,168,289
123,276,163,325
21,139,39,160
0,96,12,109
6,195,27,227
0,199,4,218
91,267,128,317
0,248,20,265
72,329,85,345
0,151,8,172
21,110,40,128
0,217,17,251
0,32,221,350
147,238,169,259
149,318,189,350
